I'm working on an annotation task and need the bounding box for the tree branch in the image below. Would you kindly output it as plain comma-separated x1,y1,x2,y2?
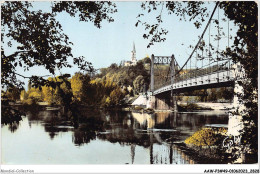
5,50,30,59
14,72,51,79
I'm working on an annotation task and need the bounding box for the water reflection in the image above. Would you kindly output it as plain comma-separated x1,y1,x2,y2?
2,108,228,164
72,118,103,146
7,122,20,133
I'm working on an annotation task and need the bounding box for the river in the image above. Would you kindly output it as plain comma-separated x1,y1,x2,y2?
1,108,228,164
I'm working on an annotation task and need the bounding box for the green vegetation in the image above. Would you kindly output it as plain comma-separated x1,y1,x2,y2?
2,86,21,102
185,128,227,147
98,58,150,95
17,59,149,108
184,127,231,163
178,87,234,103
5,58,234,109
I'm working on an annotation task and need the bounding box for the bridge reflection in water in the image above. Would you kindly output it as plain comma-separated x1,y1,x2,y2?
96,111,227,164
131,112,195,164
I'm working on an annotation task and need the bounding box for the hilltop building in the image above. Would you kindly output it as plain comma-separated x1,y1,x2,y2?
124,42,137,66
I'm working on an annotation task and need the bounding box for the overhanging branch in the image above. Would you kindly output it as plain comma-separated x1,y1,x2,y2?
14,72,51,79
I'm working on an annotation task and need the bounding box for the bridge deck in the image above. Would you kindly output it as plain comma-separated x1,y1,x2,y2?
154,70,234,95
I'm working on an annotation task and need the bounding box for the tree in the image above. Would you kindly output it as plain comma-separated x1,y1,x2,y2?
216,87,234,102
28,90,42,101
4,86,21,101
109,63,118,70
133,75,145,94
70,72,92,102
42,77,59,103
142,57,151,64
71,73,84,101
1,1,117,89
208,88,217,102
110,87,124,106
20,90,28,101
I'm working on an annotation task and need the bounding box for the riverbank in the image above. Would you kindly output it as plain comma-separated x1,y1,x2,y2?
125,102,233,113
178,102,232,110
14,99,233,112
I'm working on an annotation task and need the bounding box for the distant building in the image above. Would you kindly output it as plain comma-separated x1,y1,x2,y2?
124,42,137,66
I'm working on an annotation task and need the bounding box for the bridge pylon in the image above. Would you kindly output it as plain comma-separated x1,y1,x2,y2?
170,54,178,112
147,54,178,111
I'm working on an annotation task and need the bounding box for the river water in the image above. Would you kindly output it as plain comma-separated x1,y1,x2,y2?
1,109,228,164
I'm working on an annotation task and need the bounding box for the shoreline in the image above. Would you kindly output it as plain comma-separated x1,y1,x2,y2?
14,101,233,113
173,142,230,164
178,102,233,110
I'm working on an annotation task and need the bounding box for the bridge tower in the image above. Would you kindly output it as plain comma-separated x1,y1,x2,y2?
170,54,178,112
147,54,178,111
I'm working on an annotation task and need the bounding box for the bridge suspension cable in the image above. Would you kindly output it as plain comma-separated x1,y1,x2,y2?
152,1,234,92
175,1,220,77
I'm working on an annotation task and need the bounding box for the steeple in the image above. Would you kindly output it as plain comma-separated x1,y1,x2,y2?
131,42,137,65
132,42,136,53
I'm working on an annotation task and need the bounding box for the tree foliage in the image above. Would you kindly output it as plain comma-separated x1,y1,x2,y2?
3,86,21,101
109,87,125,106
1,1,117,89
219,1,258,159
52,1,117,28
136,1,209,48
99,59,150,90
71,73,88,101
1,1,117,124
133,75,145,94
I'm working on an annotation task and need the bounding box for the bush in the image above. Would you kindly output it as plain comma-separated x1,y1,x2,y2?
185,128,227,147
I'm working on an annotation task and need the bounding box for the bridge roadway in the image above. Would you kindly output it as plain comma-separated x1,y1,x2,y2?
154,69,235,95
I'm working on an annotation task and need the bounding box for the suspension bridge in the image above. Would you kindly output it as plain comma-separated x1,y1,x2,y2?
147,2,238,111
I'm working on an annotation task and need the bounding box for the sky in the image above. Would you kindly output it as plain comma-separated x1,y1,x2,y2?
3,1,238,88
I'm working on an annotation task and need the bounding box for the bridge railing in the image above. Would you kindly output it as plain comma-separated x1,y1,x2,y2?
154,61,231,91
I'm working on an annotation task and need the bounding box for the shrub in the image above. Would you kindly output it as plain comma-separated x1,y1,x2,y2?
185,128,227,147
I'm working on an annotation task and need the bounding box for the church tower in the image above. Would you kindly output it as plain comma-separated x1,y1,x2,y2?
131,42,137,65
124,42,137,66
